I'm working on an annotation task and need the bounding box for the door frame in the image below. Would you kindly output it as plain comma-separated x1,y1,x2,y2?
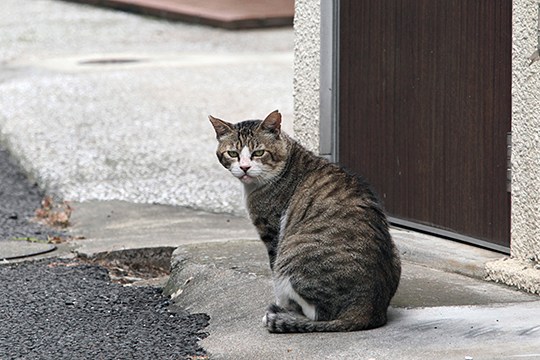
319,0,339,163
319,0,510,254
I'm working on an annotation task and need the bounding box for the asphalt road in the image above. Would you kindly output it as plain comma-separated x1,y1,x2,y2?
0,144,209,359
0,146,63,243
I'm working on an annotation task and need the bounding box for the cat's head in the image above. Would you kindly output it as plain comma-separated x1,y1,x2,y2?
209,110,289,187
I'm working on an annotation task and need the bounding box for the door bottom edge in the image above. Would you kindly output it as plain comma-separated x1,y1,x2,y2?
388,216,510,255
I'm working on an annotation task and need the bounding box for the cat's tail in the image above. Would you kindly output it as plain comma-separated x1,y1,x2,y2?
263,304,385,333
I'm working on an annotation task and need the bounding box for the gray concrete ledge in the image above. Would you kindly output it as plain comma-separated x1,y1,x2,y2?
67,200,258,258
164,240,540,360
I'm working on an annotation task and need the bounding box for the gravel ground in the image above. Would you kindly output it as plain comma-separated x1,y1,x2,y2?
0,259,209,360
0,143,209,359
0,146,64,243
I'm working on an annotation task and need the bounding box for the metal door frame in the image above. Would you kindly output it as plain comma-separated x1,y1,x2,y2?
319,0,339,163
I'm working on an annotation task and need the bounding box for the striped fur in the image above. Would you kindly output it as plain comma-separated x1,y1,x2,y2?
210,110,401,333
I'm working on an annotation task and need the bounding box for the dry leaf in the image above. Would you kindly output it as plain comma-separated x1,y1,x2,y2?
34,196,72,228
47,236,65,244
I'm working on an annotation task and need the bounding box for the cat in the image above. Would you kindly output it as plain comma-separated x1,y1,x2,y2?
209,110,401,333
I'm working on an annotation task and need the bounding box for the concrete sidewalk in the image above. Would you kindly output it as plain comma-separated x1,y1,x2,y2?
1,1,540,359
165,241,540,359
0,0,293,216
66,200,539,360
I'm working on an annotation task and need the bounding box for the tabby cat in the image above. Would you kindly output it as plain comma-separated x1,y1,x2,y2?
209,110,401,333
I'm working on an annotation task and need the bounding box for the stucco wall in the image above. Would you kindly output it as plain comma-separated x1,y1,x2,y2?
292,0,320,153
486,1,540,294
509,1,540,261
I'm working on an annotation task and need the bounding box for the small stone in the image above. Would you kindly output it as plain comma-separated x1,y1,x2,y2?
8,213,18,220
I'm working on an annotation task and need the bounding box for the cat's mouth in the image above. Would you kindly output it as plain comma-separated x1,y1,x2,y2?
239,174,255,184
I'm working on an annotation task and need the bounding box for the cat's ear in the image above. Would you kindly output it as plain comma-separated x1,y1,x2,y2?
259,110,281,136
209,115,234,140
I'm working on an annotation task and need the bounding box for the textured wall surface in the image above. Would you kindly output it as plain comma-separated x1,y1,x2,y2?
292,0,321,153
510,0,540,262
487,0,540,294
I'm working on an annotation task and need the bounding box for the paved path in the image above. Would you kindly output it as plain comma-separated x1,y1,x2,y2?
0,0,293,215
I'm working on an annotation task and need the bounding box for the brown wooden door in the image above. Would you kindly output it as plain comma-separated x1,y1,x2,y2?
338,0,512,250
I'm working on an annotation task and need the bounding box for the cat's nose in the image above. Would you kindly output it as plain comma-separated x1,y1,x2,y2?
240,165,251,173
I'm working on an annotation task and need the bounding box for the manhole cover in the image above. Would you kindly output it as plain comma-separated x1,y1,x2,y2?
0,240,56,260
78,58,143,65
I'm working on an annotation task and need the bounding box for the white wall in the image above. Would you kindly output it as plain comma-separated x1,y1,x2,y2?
486,0,540,294
293,0,321,154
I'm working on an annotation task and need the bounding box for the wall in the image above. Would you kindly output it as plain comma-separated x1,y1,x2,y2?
486,0,540,294
293,0,540,294
511,1,540,262
292,0,321,153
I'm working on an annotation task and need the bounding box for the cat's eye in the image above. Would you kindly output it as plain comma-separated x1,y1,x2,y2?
252,150,265,157
227,150,239,158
